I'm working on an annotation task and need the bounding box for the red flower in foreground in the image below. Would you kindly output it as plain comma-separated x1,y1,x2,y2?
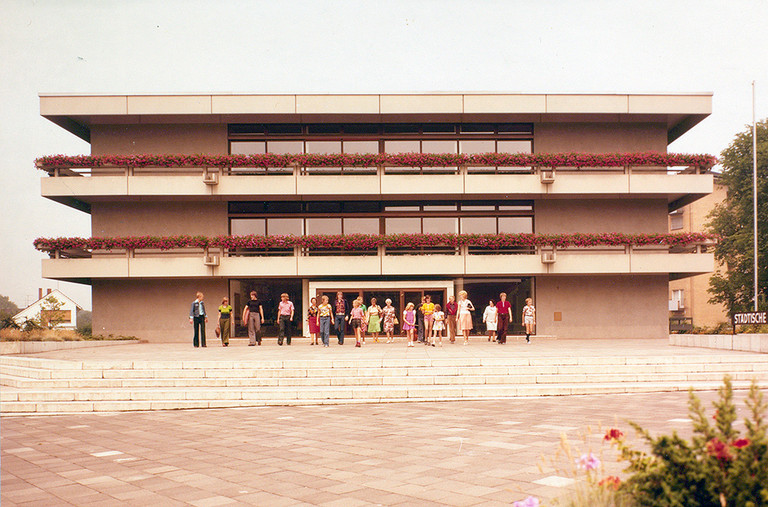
706,438,733,461
598,476,621,490
731,438,751,449
604,428,624,441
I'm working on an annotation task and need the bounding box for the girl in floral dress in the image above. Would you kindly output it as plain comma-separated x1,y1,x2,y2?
431,304,445,347
381,298,397,343
402,302,416,347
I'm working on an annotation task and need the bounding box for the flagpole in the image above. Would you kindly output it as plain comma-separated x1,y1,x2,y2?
753,80,759,311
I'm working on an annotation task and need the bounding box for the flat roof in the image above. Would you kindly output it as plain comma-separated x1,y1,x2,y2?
39,92,712,143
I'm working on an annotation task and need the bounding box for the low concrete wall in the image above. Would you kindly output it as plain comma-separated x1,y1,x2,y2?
669,334,768,353
0,339,139,355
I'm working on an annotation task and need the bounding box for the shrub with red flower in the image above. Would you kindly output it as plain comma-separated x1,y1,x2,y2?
706,438,733,461
33,232,718,254
34,151,718,170
598,475,621,491
604,428,624,442
731,438,750,449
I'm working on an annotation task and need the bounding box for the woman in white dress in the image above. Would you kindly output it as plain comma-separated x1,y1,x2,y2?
483,300,498,342
457,290,475,345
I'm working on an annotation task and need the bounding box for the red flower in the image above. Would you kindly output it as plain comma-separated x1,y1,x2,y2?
731,438,751,449
706,438,733,461
598,476,621,490
604,428,624,441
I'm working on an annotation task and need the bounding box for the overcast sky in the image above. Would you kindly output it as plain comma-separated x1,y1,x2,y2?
1,0,766,310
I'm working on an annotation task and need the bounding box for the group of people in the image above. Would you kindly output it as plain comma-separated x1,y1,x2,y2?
190,290,536,348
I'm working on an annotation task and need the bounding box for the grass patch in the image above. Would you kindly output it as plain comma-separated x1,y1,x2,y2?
0,329,138,342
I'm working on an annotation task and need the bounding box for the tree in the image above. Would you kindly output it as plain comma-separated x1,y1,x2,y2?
708,119,768,315
38,295,66,329
0,294,20,320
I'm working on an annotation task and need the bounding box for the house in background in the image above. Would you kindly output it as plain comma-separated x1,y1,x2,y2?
12,289,82,330
35,92,716,342
668,175,728,330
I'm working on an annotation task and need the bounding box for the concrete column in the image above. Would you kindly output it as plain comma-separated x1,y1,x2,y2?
302,278,310,337
454,277,464,297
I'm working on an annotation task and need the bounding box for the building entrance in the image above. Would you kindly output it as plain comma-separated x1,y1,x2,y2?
316,287,448,336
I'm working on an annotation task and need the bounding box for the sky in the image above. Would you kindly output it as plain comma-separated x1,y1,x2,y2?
0,0,767,311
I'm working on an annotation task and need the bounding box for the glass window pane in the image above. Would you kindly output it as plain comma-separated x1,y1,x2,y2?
499,204,533,211
344,201,381,213
423,217,458,234
384,204,420,211
421,140,457,154
461,204,495,211
306,218,342,235
230,141,266,155
423,204,457,211
461,217,496,234
306,141,342,154
344,218,380,234
459,140,495,154
343,141,379,154
230,218,266,236
306,202,341,213
267,218,303,236
267,141,304,154
461,124,495,134
498,217,533,234
384,141,420,153
497,140,532,153
385,218,421,234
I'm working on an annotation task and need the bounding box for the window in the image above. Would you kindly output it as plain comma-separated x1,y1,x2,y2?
497,140,532,153
461,217,497,234
344,218,380,234
343,141,378,154
421,140,457,154
230,141,266,154
670,210,684,230
267,219,303,236
305,141,341,154
306,218,342,235
384,140,419,153
459,140,495,154
499,217,533,234
385,218,421,234
670,289,684,310
423,217,458,234
230,218,265,235
267,141,303,154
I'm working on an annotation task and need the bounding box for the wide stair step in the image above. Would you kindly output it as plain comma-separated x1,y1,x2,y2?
3,354,768,413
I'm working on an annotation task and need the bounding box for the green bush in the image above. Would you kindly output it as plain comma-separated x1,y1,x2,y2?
614,377,768,506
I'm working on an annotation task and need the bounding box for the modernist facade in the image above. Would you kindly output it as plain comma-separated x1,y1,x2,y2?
36,93,715,341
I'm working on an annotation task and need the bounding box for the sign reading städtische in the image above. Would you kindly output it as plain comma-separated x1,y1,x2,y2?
733,312,768,325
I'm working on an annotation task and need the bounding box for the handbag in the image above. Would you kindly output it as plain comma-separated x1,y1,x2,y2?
393,317,399,325
215,326,221,338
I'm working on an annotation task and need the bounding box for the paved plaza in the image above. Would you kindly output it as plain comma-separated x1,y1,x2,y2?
1,388,752,506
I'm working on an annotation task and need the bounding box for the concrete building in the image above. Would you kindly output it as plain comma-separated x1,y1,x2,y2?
36,93,716,342
669,176,728,329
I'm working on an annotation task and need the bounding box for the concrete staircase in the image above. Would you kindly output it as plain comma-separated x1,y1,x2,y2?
3,352,768,414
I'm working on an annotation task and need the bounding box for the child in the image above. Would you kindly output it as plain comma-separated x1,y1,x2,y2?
402,302,416,347
483,299,498,342
350,299,365,348
432,304,445,347
522,297,536,343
